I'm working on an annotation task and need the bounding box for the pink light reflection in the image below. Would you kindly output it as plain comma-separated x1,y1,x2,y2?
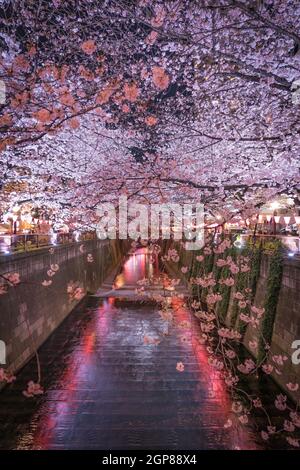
24,299,115,449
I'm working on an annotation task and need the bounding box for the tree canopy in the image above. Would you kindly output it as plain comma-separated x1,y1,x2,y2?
1,0,300,224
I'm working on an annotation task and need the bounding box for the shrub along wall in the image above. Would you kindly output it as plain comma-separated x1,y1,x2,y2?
162,237,300,401
243,251,300,402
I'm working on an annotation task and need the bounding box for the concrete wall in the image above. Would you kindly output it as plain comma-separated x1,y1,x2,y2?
242,255,300,402
0,239,123,375
163,240,300,400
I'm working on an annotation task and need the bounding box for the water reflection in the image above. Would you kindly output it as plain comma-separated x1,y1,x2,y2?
115,248,160,287
0,247,261,450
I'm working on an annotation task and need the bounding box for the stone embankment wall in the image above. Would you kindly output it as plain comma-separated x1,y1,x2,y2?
162,240,300,402
243,255,300,401
0,239,123,375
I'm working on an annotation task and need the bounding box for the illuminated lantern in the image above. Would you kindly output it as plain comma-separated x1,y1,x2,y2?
295,216,300,225
3,212,13,223
284,216,291,225
274,216,281,223
270,201,280,210
258,215,264,223
266,215,272,222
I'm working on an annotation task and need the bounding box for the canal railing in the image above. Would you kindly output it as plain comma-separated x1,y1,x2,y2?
239,234,300,257
0,232,97,254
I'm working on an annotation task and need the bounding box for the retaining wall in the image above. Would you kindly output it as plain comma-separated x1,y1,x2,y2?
0,239,123,375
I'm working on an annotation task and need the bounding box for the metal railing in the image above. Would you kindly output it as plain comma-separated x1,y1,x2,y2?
239,234,300,255
0,232,96,254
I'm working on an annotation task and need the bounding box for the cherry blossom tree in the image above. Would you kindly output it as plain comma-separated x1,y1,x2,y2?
0,0,299,221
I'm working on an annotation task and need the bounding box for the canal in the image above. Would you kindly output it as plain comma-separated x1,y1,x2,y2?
0,248,262,449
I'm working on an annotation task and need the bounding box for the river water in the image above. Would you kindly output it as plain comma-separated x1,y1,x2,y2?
0,248,261,449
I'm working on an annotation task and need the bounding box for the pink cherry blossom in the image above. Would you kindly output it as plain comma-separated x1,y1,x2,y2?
290,411,300,428
286,437,300,448
124,82,140,102
249,340,258,351
0,285,8,295
274,394,287,411
81,39,96,55
206,293,222,305
0,368,16,384
34,108,51,123
219,277,235,286
224,373,239,387
225,349,236,359
145,115,158,126
262,364,274,375
23,381,44,398
237,359,256,374
229,264,239,274
145,31,158,45
272,355,288,366
50,264,59,272
231,401,243,414
176,362,185,372
240,313,251,323
239,414,249,425
253,398,262,408
283,420,295,432
152,66,170,90
261,431,269,441
218,328,241,341
234,292,244,300
208,358,224,370
224,419,232,429
5,272,20,285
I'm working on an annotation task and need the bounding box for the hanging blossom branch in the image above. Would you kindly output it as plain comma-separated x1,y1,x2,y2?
141,237,300,448
0,0,300,223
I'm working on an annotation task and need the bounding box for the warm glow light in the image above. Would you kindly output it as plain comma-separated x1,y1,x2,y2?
3,212,13,223
270,201,280,210
51,233,57,245
114,273,125,288
3,236,11,246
